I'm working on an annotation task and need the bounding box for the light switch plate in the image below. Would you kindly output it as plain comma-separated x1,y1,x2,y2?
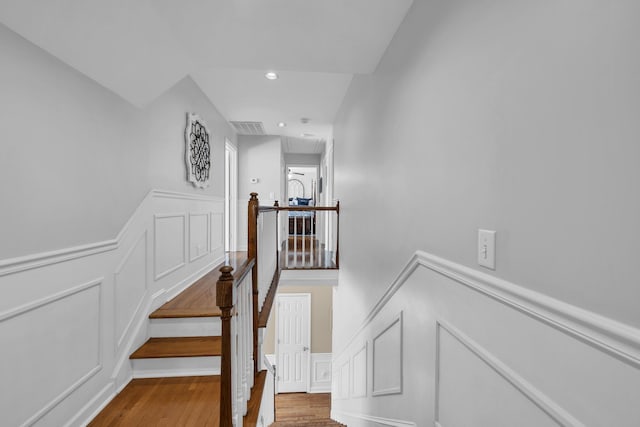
478,229,496,270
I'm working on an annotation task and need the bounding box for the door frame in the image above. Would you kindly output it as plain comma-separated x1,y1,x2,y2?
275,292,312,394
224,138,237,252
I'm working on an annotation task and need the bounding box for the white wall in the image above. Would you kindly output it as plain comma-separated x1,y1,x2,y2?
237,135,283,249
0,23,233,426
0,22,233,260
332,0,640,425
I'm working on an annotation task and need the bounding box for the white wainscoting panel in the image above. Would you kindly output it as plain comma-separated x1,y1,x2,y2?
351,343,367,398
331,250,640,426
0,189,226,426
189,213,210,263
0,279,102,427
436,321,582,427
210,212,224,255
372,312,403,396
310,353,332,393
154,214,186,280
114,232,148,349
340,359,350,399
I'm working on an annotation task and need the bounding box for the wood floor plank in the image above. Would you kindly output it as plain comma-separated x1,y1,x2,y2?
272,393,345,426
89,376,220,427
130,336,221,359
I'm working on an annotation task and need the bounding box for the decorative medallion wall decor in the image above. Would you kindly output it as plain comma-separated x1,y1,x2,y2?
185,113,211,188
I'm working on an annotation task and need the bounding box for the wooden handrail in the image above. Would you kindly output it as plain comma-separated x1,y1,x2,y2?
275,205,339,211
216,265,234,427
247,192,259,376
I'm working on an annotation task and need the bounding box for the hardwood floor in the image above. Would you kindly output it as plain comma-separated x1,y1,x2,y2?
271,393,345,426
89,376,220,427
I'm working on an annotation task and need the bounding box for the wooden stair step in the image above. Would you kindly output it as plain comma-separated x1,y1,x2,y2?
130,336,222,359
150,251,252,319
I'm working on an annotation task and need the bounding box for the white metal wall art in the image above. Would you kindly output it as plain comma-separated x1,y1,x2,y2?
185,113,211,188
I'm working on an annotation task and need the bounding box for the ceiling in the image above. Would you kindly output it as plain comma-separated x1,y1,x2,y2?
0,0,413,147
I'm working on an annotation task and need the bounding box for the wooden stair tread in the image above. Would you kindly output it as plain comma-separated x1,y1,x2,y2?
150,252,253,319
130,336,222,359
243,370,268,427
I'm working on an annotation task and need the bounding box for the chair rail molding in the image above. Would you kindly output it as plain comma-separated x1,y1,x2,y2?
332,249,640,426
337,250,640,368
0,189,225,426
0,190,224,277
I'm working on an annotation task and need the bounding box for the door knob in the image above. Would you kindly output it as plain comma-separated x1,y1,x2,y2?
303,346,309,352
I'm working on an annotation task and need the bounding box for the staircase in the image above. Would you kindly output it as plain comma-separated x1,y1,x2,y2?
129,263,227,378
90,253,261,426
89,193,341,426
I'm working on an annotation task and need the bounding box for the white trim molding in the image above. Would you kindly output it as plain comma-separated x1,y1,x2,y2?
0,240,117,277
309,353,332,393
339,250,640,368
153,213,187,281
372,311,403,396
333,411,417,427
435,320,585,427
0,190,223,277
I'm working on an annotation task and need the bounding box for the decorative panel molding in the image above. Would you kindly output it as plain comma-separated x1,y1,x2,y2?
372,312,403,396
189,213,210,262
0,279,103,427
339,360,350,399
114,232,148,349
154,213,186,281
337,251,640,368
210,212,224,254
351,343,367,398
310,353,332,393
435,321,582,427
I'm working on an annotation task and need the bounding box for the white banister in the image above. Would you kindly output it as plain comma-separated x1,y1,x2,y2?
257,210,278,311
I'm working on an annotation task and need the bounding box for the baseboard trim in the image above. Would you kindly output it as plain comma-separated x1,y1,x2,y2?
338,250,640,368
67,382,115,427
333,411,417,427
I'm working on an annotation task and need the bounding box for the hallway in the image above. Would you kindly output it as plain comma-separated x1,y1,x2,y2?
271,393,344,427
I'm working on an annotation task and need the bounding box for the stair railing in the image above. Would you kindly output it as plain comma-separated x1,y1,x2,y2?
276,202,340,269
218,193,338,426
247,193,280,369
216,262,254,427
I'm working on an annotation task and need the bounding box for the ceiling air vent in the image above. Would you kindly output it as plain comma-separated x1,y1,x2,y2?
230,121,266,135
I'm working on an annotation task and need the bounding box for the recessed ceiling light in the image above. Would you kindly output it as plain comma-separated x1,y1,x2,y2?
265,72,278,80
278,122,287,128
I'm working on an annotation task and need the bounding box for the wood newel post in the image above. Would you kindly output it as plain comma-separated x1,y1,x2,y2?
247,192,260,375
216,265,234,427
335,201,340,269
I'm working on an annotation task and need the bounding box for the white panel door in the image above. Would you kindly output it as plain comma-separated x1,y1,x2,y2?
276,294,311,393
